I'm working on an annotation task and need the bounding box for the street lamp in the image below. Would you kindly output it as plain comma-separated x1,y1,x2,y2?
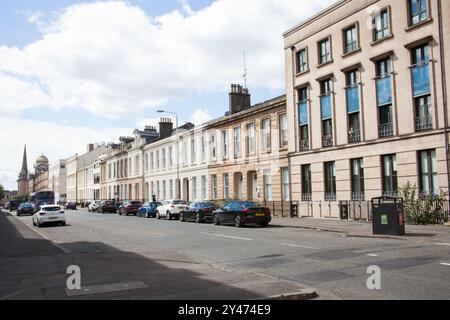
157,110,180,199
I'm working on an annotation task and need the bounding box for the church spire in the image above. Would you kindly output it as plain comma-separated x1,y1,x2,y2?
21,144,28,172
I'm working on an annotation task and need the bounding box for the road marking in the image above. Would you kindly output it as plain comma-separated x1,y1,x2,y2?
366,254,379,257
66,281,148,297
280,243,319,250
440,263,450,266
201,232,253,241
433,243,450,246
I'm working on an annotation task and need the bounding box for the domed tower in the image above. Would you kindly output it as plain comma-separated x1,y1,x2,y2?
34,154,49,174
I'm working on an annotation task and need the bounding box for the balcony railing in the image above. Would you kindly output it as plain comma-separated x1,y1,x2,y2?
348,129,361,143
415,115,433,132
379,123,393,138
351,192,365,201
302,193,312,202
300,139,309,151
383,191,399,198
322,135,333,148
325,193,337,201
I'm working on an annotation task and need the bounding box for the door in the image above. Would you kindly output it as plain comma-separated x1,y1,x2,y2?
248,171,258,201
234,173,243,200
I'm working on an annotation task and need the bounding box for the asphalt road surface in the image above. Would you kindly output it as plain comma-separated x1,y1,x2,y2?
3,208,450,299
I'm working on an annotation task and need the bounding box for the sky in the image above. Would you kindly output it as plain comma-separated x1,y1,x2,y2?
0,0,336,190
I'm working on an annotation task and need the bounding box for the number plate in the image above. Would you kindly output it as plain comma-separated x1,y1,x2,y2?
49,217,58,220
255,213,265,217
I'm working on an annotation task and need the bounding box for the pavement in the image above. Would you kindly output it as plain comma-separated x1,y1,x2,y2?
270,217,450,243
2,208,450,300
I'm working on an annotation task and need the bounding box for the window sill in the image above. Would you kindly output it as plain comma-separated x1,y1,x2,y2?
295,69,310,77
405,18,433,32
370,34,394,47
341,48,361,58
317,60,334,69
279,147,288,152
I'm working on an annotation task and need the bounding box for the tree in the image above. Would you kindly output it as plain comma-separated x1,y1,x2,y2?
0,184,4,200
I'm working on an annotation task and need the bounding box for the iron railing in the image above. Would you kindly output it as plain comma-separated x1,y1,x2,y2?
348,129,361,143
300,139,309,151
415,116,433,131
379,123,393,138
324,193,337,201
322,135,333,147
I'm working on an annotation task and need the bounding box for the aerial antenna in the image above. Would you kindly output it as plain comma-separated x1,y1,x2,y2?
242,51,248,89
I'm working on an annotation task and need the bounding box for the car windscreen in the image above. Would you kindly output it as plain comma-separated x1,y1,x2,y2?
20,203,33,207
173,200,187,205
238,202,260,209
197,202,215,208
130,201,141,206
42,206,61,212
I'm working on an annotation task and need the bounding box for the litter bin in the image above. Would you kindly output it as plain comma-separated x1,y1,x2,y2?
290,203,298,218
371,196,405,236
339,201,349,220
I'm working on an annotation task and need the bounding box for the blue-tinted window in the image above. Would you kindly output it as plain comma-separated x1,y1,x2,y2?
346,70,359,113
410,0,427,25
298,87,308,125
412,45,430,97
377,77,392,106
320,80,332,120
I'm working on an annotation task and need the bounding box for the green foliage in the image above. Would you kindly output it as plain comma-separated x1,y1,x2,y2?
0,184,4,200
12,194,29,203
398,182,448,225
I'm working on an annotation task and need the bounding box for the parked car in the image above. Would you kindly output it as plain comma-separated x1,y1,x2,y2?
156,199,189,220
88,200,102,212
17,202,34,216
32,205,66,227
114,201,123,211
64,202,77,210
212,201,271,228
99,200,117,214
6,200,19,211
119,201,142,216
179,202,218,223
138,202,162,218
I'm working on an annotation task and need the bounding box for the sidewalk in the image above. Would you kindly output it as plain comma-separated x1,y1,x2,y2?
271,216,450,243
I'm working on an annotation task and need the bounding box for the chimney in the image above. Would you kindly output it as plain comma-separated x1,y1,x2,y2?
159,118,174,139
87,143,94,153
144,125,157,132
229,84,251,115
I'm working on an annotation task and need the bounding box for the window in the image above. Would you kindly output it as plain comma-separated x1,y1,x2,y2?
298,87,309,151
222,130,228,159
169,146,173,168
211,175,218,199
162,149,166,169
261,118,271,151
318,37,331,65
263,170,272,201
344,24,358,54
419,150,438,195
373,8,390,42
296,48,308,73
246,123,256,155
183,142,188,165
169,179,173,199
346,69,361,143
320,79,333,147
382,154,398,197
301,164,312,202
108,163,112,179
324,162,336,201
281,167,290,201
223,174,229,200
144,153,149,171
192,177,197,200
156,181,160,200
210,135,216,160
279,113,288,148
409,0,428,26
234,127,241,157
191,138,196,164
411,45,432,131
156,150,160,169
351,158,365,200
150,152,154,170
376,59,393,137
162,180,166,200
113,162,116,178
201,176,207,200
201,134,206,162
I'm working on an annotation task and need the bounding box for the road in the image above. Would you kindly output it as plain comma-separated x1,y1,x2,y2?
3,208,450,299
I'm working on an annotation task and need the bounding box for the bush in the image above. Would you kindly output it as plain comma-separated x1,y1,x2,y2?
398,182,448,225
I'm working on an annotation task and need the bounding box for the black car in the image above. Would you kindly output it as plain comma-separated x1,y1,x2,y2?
99,200,117,214
212,201,271,228
7,200,20,211
180,202,218,223
17,202,34,216
64,202,77,210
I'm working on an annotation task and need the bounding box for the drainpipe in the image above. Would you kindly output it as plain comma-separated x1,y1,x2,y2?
437,0,450,197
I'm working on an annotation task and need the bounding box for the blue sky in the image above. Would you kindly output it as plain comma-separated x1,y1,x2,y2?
0,0,335,190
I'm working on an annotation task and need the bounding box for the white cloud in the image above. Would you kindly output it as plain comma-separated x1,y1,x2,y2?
0,116,130,190
0,0,335,118
190,108,212,125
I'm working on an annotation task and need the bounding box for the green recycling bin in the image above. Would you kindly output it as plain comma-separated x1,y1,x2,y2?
371,196,405,236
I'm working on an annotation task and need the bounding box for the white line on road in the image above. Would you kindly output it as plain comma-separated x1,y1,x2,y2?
440,263,450,266
201,232,253,241
366,254,379,257
433,243,450,246
280,243,319,250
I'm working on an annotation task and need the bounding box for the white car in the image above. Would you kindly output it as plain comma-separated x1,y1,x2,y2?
88,200,102,212
156,199,189,220
32,205,66,227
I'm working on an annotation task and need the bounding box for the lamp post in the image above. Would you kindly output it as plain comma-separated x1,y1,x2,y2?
157,110,181,199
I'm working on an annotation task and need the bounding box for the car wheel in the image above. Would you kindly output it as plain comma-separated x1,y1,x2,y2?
260,222,269,228
32,218,36,226
166,211,171,220
234,215,243,228
213,214,220,225
195,213,201,224
37,219,42,228
156,211,160,219
119,210,122,216
17,212,21,217
61,221,66,226
179,213,184,222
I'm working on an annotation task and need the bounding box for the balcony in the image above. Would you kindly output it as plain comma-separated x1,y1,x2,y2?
322,135,333,148
300,139,309,151
379,123,393,138
415,115,433,132
348,129,361,143
325,193,336,201
383,191,399,198
302,193,312,202
351,192,365,201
